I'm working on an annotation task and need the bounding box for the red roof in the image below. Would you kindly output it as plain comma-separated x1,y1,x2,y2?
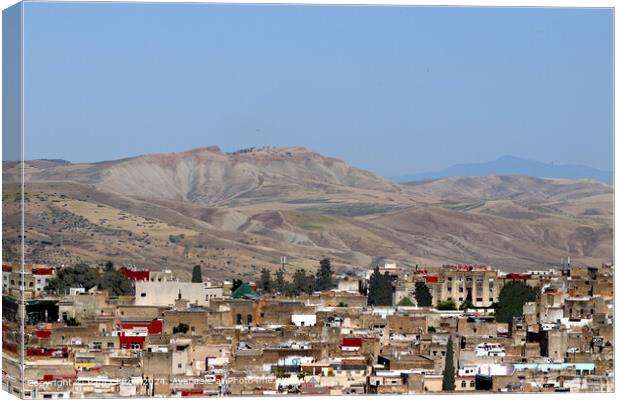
2,265,12,273
119,335,145,349
32,267,54,276
39,374,76,382
35,330,52,339
425,276,439,283
341,338,362,348
120,267,150,281
118,318,163,334
26,347,68,357
505,273,530,280
180,390,203,397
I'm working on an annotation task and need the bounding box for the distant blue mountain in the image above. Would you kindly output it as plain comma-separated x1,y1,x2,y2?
393,156,613,184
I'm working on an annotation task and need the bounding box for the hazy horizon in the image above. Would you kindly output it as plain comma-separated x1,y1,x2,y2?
4,3,613,177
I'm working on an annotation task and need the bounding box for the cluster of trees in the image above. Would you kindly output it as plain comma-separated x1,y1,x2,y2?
493,281,537,322
367,266,394,306
45,262,132,296
257,258,334,296
394,282,433,308
367,270,440,308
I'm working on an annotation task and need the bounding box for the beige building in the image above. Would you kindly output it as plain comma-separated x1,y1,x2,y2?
426,265,501,308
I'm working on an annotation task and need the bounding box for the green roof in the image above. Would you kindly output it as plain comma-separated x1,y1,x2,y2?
231,283,259,299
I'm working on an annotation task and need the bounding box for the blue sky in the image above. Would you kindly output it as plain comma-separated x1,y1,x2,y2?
13,3,614,177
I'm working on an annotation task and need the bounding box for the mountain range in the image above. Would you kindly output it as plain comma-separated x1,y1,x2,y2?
393,155,613,183
2,147,613,279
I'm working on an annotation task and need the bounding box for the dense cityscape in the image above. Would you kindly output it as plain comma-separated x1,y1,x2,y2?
1,259,614,397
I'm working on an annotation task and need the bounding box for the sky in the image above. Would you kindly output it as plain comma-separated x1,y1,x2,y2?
8,2,614,177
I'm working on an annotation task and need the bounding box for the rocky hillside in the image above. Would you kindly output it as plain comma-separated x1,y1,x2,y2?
2,147,613,275
11,146,403,207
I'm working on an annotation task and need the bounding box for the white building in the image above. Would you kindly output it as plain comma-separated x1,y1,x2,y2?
134,281,223,307
291,314,317,327
474,342,506,357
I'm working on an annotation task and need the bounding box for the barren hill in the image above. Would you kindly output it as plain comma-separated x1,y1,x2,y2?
11,146,404,207
2,147,613,277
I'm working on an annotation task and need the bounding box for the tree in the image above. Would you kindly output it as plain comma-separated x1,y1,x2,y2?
274,269,287,293
437,300,457,310
45,263,131,296
232,279,243,292
414,281,433,307
65,317,81,326
259,268,272,293
292,269,314,295
45,263,100,294
459,289,474,310
495,281,536,323
367,266,393,306
191,265,203,283
397,296,415,307
172,323,190,334
99,268,132,296
442,336,456,391
104,261,115,272
315,258,333,291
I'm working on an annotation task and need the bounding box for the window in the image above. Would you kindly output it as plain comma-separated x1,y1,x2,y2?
107,342,114,348
93,342,102,350
470,380,475,387
131,343,141,349
140,293,146,297
461,381,467,388
178,363,182,368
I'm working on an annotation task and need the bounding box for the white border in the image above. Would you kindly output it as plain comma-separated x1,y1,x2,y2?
0,1,617,400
